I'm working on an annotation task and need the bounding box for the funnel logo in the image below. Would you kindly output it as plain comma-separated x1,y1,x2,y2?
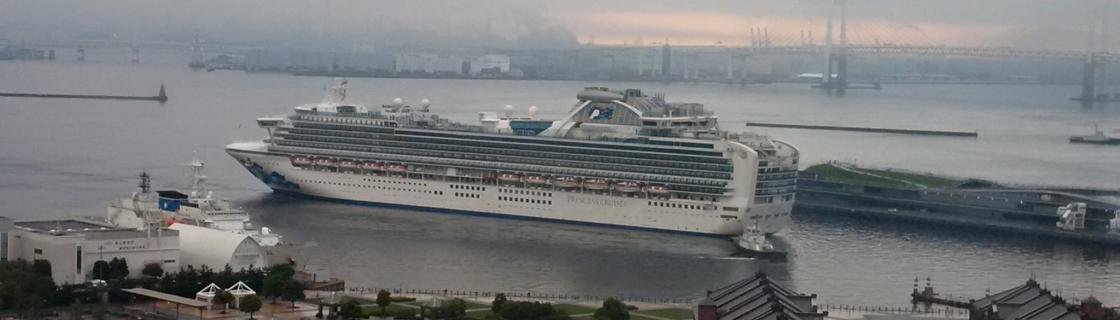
588,106,614,120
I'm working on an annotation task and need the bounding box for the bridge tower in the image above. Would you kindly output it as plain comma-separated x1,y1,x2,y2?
818,0,849,94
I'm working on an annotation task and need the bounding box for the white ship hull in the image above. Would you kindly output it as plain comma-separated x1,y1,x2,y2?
227,143,792,236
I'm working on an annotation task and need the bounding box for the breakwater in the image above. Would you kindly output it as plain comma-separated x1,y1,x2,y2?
0,84,167,102
746,122,977,137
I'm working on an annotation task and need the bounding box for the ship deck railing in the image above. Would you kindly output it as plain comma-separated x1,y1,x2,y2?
274,133,733,179
269,145,732,195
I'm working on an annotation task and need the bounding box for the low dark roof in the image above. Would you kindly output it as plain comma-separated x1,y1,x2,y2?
705,273,823,320
15,219,114,233
972,279,1083,320
156,190,189,200
122,288,210,308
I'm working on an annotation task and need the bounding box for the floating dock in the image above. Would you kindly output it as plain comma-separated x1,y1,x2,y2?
746,122,977,137
0,84,167,103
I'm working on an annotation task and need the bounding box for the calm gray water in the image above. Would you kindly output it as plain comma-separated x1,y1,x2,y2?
2,49,1119,306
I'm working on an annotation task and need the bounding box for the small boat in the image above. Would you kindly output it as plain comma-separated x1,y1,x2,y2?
338,160,360,169
314,158,337,167
386,164,408,173
525,175,549,185
1070,125,1120,145
646,184,670,195
615,181,641,193
585,179,609,190
360,161,383,170
498,173,521,183
554,176,580,188
291,156,313,166
734,223,786,259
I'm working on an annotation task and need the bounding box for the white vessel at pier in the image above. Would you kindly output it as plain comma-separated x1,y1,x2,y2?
227,83,798,242
108,158,286,251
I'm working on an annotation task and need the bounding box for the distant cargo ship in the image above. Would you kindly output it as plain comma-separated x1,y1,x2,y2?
226,82,799,247
1070,125,1120,145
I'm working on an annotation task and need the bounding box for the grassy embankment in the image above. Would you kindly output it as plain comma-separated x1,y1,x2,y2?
804,163,960,189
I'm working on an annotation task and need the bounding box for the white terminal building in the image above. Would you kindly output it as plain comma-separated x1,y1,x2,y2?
4,218,179,285
0,216,268,285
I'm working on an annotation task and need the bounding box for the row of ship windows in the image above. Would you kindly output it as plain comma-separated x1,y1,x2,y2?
275,143,725,193
499,196,553,205
454,192,480,199
295,179,443,195
287,123,728,164
451,184,485,191
295,116,398,127
277,136,732,180
500,189,551,197
648,201,708,211
754,195,794,204
361,177,428,187
748,212,790,220
285,128,734,172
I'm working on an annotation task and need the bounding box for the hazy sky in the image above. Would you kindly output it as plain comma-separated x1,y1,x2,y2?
0,0,1116,50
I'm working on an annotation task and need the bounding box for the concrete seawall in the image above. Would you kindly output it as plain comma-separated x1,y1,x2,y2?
746,122,977,137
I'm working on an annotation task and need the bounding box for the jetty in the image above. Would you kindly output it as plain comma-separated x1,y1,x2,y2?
745,122,977,137
0,84,168,103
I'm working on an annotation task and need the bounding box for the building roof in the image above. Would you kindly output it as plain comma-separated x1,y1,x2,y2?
169,223,264,270
15,219,116,234
704,273,824,320
972,279,1083,320
122,288,210,308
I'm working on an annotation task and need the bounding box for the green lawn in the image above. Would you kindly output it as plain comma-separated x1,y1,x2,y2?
859,168,959,189
804,164,915,189
636,308,694,320
466,309,494,319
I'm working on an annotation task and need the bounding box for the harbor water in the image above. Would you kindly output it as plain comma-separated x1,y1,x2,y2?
1,50,1119,306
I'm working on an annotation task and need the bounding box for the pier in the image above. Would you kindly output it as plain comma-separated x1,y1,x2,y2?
0,84,168,103
745,122,978,137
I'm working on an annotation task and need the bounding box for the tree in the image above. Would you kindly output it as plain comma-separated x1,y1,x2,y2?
141,263,164,278
498,301,569,320
376,289,392,313
281,279,305,308
492,293,507,314
213,290,234,314
262,274,285,303
32,259,52,278
339,299,364,320
107,258,129,280
91,260,110,280
238,295,263,319
267,263,295,280
436,298,467,320
593,298,630,320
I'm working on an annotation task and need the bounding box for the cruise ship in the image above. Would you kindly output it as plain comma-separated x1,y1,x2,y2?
226,83,798,243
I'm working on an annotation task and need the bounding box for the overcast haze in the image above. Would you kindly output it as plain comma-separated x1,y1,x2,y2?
1,0,1118,49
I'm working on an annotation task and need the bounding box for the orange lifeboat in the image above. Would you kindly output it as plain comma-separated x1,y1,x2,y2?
291,156,313,166
525,175,548,185
314,157,337,167
338,160,360,170
615,181,641,193
554,176,580,188
646,184,670,195
386,164,408,173
585,179,609,191
360,161,383,170
498,173,521,183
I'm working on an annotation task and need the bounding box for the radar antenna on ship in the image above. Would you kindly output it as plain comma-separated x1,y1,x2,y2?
189,152,208,196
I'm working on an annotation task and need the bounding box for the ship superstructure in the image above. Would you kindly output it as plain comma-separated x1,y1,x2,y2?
227,83,798,243
108,158,282,248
